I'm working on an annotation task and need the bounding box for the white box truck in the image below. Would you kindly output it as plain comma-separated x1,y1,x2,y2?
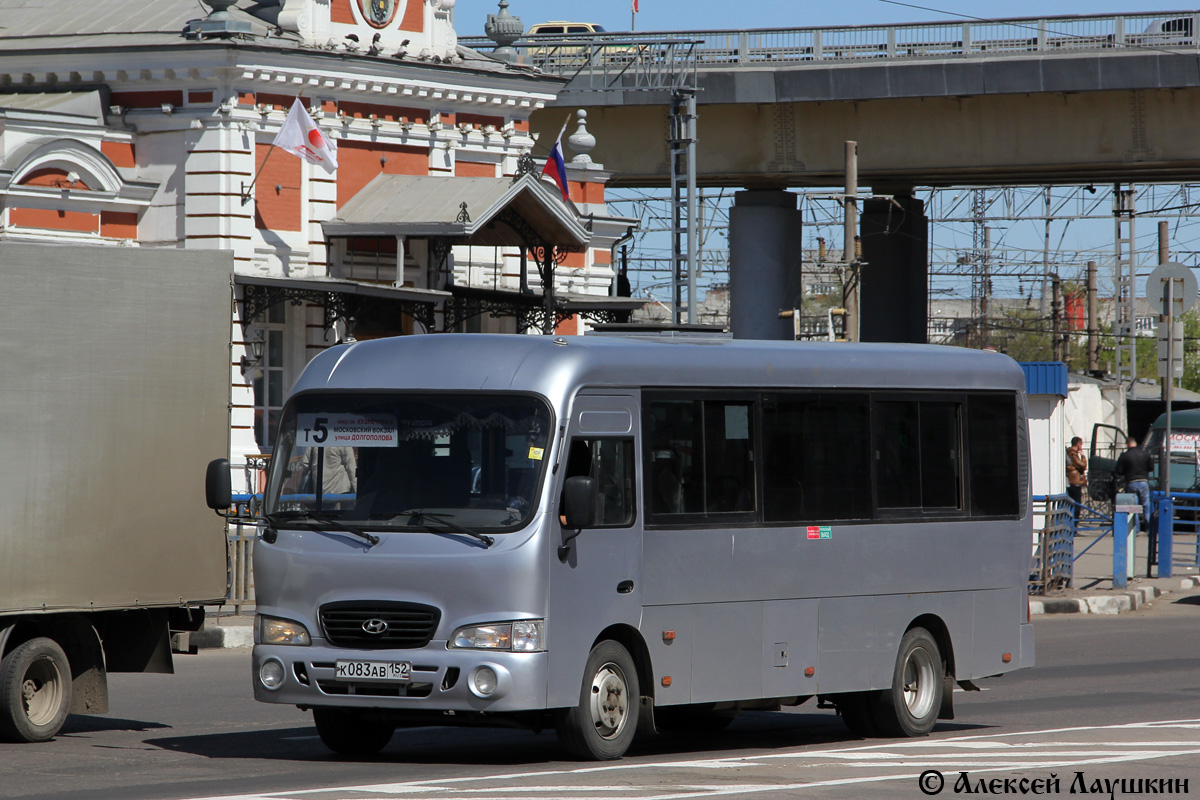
0,242,230,742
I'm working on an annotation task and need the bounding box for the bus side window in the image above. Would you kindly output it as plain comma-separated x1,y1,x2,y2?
562,438,636,527
761,393,871,522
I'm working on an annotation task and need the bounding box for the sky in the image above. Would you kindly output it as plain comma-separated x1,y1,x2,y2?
451,0,1159,38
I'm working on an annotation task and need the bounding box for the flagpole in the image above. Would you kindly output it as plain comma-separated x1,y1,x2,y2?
240,145,275,206
533,114,572,155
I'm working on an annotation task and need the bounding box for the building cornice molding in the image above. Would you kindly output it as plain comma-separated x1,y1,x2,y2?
0,45,560,110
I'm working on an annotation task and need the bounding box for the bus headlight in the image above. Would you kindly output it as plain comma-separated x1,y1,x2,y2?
450,619,544,652
257,615,311,646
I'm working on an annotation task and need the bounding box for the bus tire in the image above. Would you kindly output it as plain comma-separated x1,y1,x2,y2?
0,637,72,743
837,691,881,737
873,627,943,737
312,708,394,756
556,640,639,760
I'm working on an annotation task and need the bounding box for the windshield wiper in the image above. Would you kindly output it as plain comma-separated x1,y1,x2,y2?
395,510,494,548
267,511,380,547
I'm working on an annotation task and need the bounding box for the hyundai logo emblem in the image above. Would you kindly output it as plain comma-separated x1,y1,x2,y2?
362,618,389,635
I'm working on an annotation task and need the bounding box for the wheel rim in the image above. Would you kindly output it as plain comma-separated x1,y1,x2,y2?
901,645,937,720
20,655,64,728
587,661,629,740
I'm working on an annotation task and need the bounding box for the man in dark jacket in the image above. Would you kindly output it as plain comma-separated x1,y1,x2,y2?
1115,437,1153,529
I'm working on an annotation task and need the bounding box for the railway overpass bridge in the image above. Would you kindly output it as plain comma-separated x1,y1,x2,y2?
464,12,1200,345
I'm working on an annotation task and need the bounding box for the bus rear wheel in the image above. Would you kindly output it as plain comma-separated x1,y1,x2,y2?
874,627,942,737
0,637,72,743
556,640,639,760
312,708,394,756
837,691,880,737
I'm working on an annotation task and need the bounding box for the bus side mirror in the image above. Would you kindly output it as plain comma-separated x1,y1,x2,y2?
562,475,596,530
558,476,596,561
205,458,232,511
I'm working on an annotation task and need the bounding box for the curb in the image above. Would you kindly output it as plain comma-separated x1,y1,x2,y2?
193,620,255,649
1030,576,1200,616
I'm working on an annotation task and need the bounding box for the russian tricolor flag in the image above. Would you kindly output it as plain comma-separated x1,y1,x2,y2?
541,122,570,203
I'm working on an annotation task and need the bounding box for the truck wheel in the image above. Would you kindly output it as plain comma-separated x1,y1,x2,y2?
312,708,393,756
873,627,943,737
0,638,72,743
556,640,639,760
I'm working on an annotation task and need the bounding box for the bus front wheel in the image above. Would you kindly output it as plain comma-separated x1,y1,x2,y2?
312,708,394,756
875,627,943,737
556,640,639,760
0,637,73,743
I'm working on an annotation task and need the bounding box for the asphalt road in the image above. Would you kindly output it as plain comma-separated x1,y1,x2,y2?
3,590,1199,800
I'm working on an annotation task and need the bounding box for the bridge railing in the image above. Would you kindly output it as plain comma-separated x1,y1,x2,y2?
460,11,1199,73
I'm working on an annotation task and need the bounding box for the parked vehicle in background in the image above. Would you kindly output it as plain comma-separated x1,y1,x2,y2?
1088,410,1200,505
0,243,230,742
525,21,630,69
527,21,609,36
1137,16,1195,45
207,334,1034,760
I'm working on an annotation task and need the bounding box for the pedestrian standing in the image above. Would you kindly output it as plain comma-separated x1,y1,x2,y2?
1066,435,1087,525
1115,437,1153,530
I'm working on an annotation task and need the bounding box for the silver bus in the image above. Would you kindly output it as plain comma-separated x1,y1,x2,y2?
206,334,1034,760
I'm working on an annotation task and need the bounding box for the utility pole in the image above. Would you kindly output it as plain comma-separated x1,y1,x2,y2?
1051,273,1063,362
843,141,859,342
669,90,698,324
1087,260,1099,375
1160,221,1172,502
1114,184,1137,385
980,226,991,348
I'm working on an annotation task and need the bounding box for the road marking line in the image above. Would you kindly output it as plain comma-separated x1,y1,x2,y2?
187,718,1200,800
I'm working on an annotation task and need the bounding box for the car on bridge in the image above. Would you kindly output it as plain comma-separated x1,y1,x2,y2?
525,21,631,69
527,21,609,36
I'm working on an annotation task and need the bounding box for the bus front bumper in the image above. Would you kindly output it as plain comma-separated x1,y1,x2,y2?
252,643,550,713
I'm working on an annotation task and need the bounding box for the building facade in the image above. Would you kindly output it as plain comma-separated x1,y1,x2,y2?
0,0,637,489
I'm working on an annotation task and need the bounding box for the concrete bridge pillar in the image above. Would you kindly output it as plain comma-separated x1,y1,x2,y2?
860,195,928,344
729,189,803,340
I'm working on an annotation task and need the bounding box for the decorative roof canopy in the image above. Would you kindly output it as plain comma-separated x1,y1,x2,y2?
323,173,590,250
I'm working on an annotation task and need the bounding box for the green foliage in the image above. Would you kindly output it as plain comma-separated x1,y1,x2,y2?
982,301,1200,393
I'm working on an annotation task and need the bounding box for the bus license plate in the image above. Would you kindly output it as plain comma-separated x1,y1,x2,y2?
335,660,412,682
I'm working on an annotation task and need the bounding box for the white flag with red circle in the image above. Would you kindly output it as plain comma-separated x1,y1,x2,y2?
273,99,338,173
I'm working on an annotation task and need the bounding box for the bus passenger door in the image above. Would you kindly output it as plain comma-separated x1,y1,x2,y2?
546,394,643,710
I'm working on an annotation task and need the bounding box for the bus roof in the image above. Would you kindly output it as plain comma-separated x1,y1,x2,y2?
293,335,1026,398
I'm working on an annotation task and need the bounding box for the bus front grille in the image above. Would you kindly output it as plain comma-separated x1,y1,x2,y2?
319,601,441,649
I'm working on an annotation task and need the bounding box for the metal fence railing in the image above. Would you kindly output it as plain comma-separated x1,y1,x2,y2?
226,497,259,614
1031,494,1076,595
460,11,1200,75
223,456,268,613
1042,490,1200,593
1152,491,1200,576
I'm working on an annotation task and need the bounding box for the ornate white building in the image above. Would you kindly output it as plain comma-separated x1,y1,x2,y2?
0,0,638,486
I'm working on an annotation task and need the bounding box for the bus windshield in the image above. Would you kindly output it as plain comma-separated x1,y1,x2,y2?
264,393,553,531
